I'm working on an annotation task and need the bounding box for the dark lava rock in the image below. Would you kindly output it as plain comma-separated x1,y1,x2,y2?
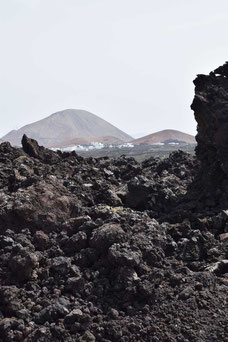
34,230,49,250
9,245,39,282
0,318,24,341
89,223,125,251
1,65,228,341
191,62,228,208
61,231,88,255
22,134,60,164
50,257,71,276
108,243,142,267
34,299,69,324
64,309,83,325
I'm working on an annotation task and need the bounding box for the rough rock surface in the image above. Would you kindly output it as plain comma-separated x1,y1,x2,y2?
191,62,228,206
1,65,228,341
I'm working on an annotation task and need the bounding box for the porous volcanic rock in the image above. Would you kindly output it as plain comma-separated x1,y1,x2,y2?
191,62,228,204
1,66,228,341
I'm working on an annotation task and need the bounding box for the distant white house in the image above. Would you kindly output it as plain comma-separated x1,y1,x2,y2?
118,143,134,148
52,141,136,152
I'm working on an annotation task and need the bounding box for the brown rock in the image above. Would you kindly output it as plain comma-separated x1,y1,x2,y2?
34,231,49,250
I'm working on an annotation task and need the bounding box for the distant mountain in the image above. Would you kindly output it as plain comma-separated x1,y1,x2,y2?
2,109,132,147
132,130,196,145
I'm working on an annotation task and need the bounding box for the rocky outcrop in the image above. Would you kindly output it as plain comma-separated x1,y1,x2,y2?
22,134,61,164
191,62,228,189
1,65,228,341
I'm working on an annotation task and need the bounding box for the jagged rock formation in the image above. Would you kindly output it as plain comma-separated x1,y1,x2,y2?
191,62,228,206
1,109,132,147
192,62,228,174
0,65,228,341
21,135,61,164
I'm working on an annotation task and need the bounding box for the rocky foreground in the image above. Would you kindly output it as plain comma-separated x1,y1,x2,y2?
1,64,228,341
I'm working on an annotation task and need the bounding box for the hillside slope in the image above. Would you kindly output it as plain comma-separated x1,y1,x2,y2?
52,135,124,148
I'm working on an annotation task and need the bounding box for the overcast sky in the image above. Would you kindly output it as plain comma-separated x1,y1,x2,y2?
1,0,228,138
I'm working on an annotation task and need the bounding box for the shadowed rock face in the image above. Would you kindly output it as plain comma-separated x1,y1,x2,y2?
22,134,61,164
191,62,228,181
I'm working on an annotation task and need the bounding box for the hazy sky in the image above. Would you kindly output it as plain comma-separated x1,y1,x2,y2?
1,0,228,138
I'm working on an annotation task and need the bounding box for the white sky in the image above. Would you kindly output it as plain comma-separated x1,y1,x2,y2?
1,0,228,138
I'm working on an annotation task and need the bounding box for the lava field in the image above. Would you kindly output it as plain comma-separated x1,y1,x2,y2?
1,64,228,341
